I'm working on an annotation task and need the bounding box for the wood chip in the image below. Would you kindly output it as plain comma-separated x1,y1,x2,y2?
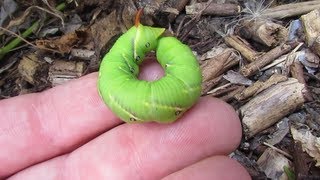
239,19,288,47
18,53,48,86
200,48,240,94
186,2,241,16
257,147,292,180
301,8,320,46
240,78,306,138
48,60,85,86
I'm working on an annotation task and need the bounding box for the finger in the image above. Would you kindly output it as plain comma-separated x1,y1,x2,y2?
8,97,242,179
0,59,186,178
0,73,117,178
163,156,251,180
138,57,164,81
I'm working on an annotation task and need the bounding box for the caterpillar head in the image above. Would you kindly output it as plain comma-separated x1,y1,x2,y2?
133,9,165,64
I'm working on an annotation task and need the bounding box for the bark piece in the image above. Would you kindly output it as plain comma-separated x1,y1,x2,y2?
260,0,320,19
291,126,320,167
90,10,120,55
290,60,313,101
90,10,120,70
18,53,48,86
186,3,241,16
312,36,320,57
239,19,288,47
201,48,240,94
70,49,96,61
144,0,188,26
219,85,245,102
300,8,320,47
240,43,297,77
240,78,306,138
295,50,320,74
293,142,310,180
257,147,292,180
224,35,260,62
202,75,223,95
234,74,288,101
48,60,85,86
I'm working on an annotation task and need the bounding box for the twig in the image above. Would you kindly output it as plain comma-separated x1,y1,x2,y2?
41,0,65,26
34,5,65,26
179,0,214,41
186,2,240,16
260,43,303,71
240,42,298,77
0,2,66,60
224,35,260,62
0,27,60,54
261,0,320,19
263,142,293,160
175,15,187,37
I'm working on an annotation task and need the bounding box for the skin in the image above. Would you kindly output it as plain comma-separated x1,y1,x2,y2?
0,60,251,180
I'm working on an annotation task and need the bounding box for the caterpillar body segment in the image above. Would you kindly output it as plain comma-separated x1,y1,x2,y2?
98,23,202,123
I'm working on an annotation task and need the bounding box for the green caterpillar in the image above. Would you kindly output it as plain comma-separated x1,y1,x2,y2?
98,10,202,123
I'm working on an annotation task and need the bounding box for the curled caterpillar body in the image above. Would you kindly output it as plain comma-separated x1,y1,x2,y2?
98,24,202,123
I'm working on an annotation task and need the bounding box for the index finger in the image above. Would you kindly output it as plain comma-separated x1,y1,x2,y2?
0,73,120,178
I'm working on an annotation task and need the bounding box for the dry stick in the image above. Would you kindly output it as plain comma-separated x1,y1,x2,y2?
201,48,240,94
261,0,320,19
207,83,232,95
0,2,66,60
186,2,241,16
290,60,314,102
263,142,293,159
34,5,65,26
239,19,288,47
0,27,60,54
0,22,39,60
240,78,306,138
165,0,190,23
3,5,64,32
240,42,298,77
175,15,187,37
224,35,260,62
179,0,214,41
282,43,304,75
41,0,65,26
234,74,288,101
219,86,245,102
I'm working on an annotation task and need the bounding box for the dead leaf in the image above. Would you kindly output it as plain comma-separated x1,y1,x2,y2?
223,70,252,86
291,126,320,166
257,147,292,180
36,30,89,54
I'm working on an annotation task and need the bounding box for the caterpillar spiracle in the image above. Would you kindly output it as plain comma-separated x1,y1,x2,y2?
98,10,202,123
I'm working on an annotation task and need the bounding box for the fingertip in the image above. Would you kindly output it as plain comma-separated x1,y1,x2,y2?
185,96,243,153
163,156,251,180
209,156,251,180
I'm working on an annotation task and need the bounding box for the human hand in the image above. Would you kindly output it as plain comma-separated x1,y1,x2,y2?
0,60,250,179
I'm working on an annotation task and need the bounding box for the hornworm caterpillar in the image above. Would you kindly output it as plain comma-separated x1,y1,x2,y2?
98,10,202,123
